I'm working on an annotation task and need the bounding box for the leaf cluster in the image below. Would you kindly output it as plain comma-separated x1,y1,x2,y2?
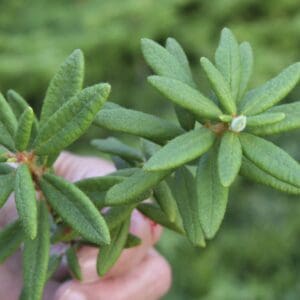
0,28,299,300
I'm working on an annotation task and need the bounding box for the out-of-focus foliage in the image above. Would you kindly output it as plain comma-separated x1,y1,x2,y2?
0,0,300,299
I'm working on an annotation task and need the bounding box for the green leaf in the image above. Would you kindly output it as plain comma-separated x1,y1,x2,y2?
0,93,17,150
104,205,135,230
0,172,15,208
110,168,139,177
40,49,84,123
105,169,169,205
0,93,17,137
15,107,34,151
94,107,183,144
0,163,14,174
7,89,29,118
246,112,285,128
240,157,300,195
172,167,205,247
137,203,184,234
97,218,130,276
34,83,110,155
144,127,215,171
76,176,125,208
200,57,236,114
248,102,300,135
0,220,24,263
46,255,62,281
165,38,196,130
218,132,242,187
215,28,241,101
153,181,178,222
6,89,39,146
240,133,300,188
166,37,194,81
91,137,144,163
141,38,194,86
238,42,253,100
240,62,300,115
148,76,222,120
66,247,82,280
15,164,38,240
40,173,110,245
124,233,141,248
22,201,50,300
196,150,229,239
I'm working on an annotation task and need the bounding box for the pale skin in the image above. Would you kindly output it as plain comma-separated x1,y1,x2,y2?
0,152,172,300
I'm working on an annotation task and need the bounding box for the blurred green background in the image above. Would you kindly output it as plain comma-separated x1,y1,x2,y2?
1,0,300,299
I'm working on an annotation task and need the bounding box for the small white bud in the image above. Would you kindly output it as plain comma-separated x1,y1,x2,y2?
230,115,247,132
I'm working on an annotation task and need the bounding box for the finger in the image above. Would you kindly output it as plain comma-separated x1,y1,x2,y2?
76,210,162,283
54,152,116,182
54,249,172,300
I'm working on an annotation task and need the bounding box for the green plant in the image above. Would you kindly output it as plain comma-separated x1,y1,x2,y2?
94,28,300,245
0,28,299,300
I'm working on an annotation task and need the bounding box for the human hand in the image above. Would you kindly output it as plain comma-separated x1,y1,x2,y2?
0,152,171,300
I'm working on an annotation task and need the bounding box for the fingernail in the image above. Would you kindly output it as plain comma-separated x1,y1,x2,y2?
58,289,87,300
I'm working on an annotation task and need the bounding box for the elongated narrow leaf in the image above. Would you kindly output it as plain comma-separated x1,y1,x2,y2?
97,219,130,276
7,89,28,118
0,93,17,150
165,38,196,130
172,167,205,247
40,173,110,245
148,76,222,120
7,89,39,146
46,255,62,281
246,112,285,128
240,62,300,115
15,164,37,240
66,247,82,280
200,57,236,114
104,205,135,230
22,201,50,300
166,37,194,80
144,127,215,171
196,150,229,239
0,172,15,208
238,42,253,100
125,233,141,248
141,38,194,86
141,139,160,159
0,220,24,263
241,157,300,195
105,169,169,205
110,168,139,177
0,93,17,137
240,133,300,187
91,137,143,163
76,176,125,208
218,132,242,187
40,49,84,123
215,28,241,101
249,102,300,135
0,163,14,174
94,107,183,144
15,107,34,151
138,203,184,234
34,83,110,155
153,181,177,222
